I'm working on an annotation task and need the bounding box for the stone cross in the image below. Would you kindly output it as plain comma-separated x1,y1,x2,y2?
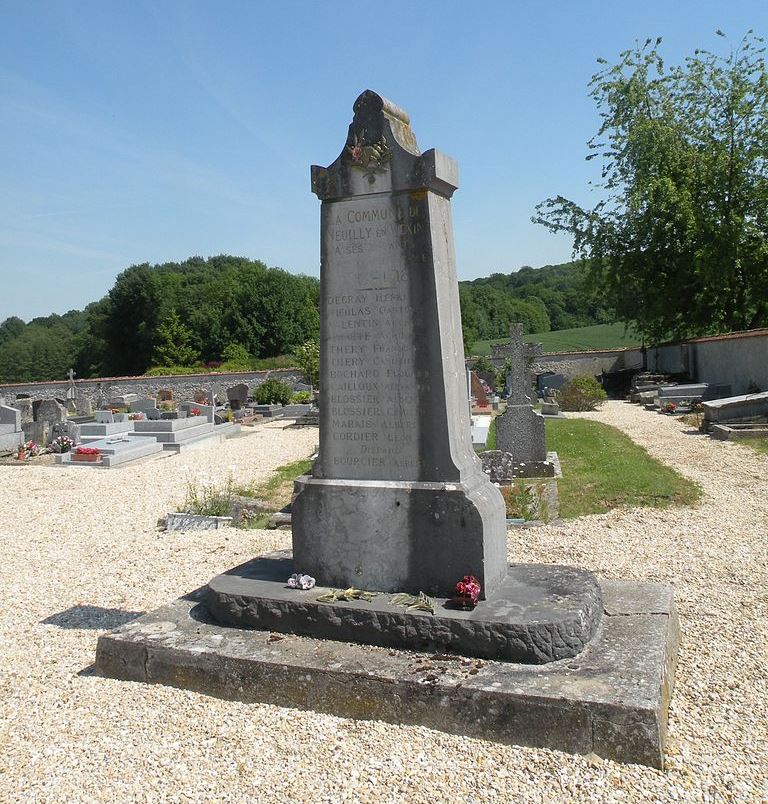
66,368,76,401
506,323,543,402
292,90,506,599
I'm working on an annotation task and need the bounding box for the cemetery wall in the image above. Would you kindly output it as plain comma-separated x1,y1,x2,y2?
0,368,304,403
485,347,645,379
648,328,768,395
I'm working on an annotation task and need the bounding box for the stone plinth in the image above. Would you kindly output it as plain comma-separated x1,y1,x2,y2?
208,553,601,662
96,574,679,769
291,90,506,599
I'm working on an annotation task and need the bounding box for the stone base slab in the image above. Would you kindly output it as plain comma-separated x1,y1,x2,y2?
207,553,602,663
95,577,678,769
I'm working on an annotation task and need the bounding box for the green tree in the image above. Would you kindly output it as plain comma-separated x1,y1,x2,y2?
152,309,199,367
535,31,768,342
220,342,253,370
293,338,320,387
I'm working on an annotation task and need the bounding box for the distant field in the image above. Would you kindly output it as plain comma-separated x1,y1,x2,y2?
471,322,641,356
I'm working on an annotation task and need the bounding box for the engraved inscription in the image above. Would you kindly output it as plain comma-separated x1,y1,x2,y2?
322,195,428,480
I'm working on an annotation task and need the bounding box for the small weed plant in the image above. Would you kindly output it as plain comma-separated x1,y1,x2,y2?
182,475,235,517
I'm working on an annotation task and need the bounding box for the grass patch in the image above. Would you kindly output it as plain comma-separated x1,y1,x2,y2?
471,322,640,356
546,419,701,518
234,457,313,528
742,439,768,457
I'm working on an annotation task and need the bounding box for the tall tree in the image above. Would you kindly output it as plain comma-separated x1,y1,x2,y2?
534,31,768,342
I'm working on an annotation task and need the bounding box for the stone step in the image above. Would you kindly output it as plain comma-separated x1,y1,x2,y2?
161,429,224,453
132,422,213,443
133,416,208,433
80,421,134,438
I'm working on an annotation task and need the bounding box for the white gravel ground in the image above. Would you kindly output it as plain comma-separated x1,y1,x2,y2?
1,407,766,803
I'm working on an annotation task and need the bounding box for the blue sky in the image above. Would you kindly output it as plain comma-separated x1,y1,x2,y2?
1,1,763,321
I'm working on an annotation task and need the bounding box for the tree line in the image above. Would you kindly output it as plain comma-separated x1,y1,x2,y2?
0,256,603,383
0,256,320,383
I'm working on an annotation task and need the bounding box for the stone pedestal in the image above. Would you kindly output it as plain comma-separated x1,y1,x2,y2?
291,90,506,599
293,475,506,598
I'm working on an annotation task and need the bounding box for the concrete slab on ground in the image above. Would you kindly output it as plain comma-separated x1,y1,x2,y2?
95,556,678,769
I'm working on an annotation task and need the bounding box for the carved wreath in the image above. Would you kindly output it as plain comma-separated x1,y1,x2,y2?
346,131,391,183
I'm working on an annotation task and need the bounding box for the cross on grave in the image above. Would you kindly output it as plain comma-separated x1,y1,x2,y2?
505,323,542,403
66,368,77,400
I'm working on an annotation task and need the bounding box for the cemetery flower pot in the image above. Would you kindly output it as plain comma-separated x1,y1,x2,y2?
73,446,101,463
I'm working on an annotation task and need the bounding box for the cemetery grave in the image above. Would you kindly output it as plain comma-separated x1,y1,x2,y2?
95,91,679,768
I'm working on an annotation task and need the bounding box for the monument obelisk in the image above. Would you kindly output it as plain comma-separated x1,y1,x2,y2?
292,90,507,598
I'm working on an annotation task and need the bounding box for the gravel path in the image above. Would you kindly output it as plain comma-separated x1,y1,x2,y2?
1,406,766,802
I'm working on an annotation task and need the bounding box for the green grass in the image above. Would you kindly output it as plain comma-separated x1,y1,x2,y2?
545,418,701,518
471,322,641,356
234,457,313,528
742,439,768,457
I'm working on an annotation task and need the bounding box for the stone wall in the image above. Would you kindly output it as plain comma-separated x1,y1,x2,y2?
479,347,645,380
0,368,305,404
648,329,768,395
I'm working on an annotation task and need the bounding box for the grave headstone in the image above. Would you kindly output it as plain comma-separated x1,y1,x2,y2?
0,404,24,452
95,410,115,424
495,324,547,464
227,383,249,411
22,421,48,446
292,90,507,598
95,384,109,410
12,398,33,425
51,420,81,445
75,397,93,416
109,394,138,407
130,397,161,420
65,368,76,401
36,399,67,427
470,371,489,409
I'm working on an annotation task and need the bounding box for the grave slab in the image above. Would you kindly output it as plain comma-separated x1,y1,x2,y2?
95,570,678,769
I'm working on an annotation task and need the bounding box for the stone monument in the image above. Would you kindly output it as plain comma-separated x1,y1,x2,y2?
95,92,680,768
290,90,507,599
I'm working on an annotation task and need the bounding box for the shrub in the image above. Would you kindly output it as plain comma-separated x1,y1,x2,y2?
558,376,607,411
255,378,292,405
291,391,312,403
292,339,319,387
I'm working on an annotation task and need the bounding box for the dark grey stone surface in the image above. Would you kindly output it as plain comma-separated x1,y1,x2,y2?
494,324,547,463
293,473,507,599
95,576,679,769
293,90,507,597
495,404,548,463
479,450,556,482
207,551,602,663
35,398,67,427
